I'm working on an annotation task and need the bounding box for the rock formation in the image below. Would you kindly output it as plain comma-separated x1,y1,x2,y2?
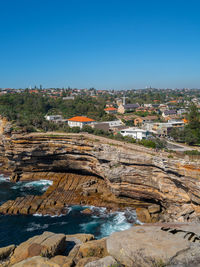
0,129,200,222
1,224,200,266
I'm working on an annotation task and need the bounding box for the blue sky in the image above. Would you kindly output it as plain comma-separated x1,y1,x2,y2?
0,0,200,89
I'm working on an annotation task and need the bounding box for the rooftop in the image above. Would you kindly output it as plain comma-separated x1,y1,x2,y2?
68,116,95,122
104,107,117,111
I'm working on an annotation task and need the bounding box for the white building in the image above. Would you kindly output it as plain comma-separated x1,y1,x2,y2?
68,116,95,129
45,115,63,121
120,127,149,140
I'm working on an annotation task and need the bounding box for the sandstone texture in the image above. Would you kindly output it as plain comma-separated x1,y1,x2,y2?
1,224,200,266
12,256,60,267
0,130,200,221
84,255,120,267
107,223,200,267
10,232,66,265
0,245,15,261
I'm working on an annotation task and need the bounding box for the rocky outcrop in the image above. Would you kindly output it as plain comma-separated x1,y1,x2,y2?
2,224,200,266
0,131,200,221
0,245,15,261
107,223,200,267
10,232,66,265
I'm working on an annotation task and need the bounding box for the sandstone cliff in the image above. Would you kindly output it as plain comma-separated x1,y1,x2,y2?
0,129,200,222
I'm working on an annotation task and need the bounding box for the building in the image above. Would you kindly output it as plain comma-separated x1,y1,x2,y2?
68,116,95,128
162,109,177,118
118,103,140,114
120,127,149,140
177,108,187,116
104,107,117,114
45,115,63,122
63,96,75,100
134,116,158,126
92,120,124,133
143,120,185,137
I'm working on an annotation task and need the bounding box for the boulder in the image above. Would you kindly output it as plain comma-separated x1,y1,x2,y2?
136,207,151,223
107,223,200,267
84,255,120,267
12,256,60,267
76,257,100,267
66,233,94,244
65,233,95,256
78,238,108,258
0,244,15,260
49,255,69,265
66,238,108,265
10,232,66,265
81,208,93,214
148,204,161,214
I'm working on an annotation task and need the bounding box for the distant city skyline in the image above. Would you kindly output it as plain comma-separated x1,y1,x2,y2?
1,0,200,89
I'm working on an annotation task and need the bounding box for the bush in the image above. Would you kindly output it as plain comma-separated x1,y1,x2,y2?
82,125,94,133
184,150,200,155
138,139,156,148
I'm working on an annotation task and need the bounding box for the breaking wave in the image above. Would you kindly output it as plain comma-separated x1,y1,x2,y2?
0,175,141,247
0,174,10,183
11,180,53,193
80,206,141,238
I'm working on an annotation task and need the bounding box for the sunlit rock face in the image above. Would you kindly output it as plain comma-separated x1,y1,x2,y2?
0,129,200,222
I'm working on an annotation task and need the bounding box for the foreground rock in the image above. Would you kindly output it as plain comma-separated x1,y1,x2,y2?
84,256,120,267
2,223,200,266
0,245,15,261
10,232,66,265
107,223,200,267
12,256,60,267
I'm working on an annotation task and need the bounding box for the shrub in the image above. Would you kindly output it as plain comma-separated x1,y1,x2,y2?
184,150,200,155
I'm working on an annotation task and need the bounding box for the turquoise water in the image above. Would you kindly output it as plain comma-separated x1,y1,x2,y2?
0,175,139,247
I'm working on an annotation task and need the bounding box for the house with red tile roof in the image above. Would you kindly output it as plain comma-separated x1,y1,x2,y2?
68,116,95,128
104,107,117,114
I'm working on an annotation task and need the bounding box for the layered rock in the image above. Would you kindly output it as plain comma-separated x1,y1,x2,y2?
0,131,200,221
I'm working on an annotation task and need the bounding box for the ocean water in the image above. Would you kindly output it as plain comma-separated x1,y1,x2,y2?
0,175,140,247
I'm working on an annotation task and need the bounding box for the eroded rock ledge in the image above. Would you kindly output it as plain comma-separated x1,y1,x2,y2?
0,132,200,222
1,223,200,267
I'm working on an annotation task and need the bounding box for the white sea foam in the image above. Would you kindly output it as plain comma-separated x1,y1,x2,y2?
0,174,10,183
11,180,53,192
33,212,67,218
99,211,132,237
80,221,100,232
33,213,43,217
80,206,142,238
25,221,68,232
26,222,49,232
23,180,53,191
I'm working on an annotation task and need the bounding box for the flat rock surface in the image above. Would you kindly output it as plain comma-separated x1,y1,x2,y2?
107,224,200,267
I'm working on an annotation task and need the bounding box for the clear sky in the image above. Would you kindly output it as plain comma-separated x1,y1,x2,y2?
1,0,200,89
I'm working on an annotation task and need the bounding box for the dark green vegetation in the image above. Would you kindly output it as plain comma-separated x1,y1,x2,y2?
0,92,116,132
184,150,200,155
169,104,200,145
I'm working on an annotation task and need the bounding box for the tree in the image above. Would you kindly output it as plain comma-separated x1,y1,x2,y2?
187,104,200,130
